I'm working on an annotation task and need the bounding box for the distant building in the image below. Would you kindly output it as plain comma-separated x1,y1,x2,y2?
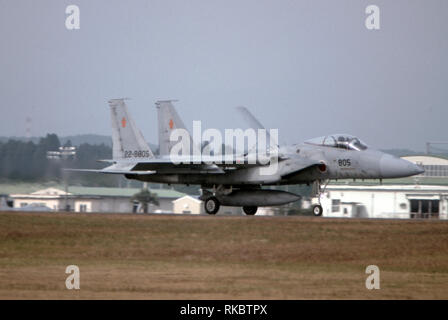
173,196,203,214
321,155,448,220
321,184,448,219
8,186,186,213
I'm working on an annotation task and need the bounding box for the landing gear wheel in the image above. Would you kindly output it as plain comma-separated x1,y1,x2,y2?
312,205,323,217
204,197,220,215
243,206,258,215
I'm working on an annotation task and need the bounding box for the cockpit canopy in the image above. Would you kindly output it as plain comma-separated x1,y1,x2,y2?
305,134,368,151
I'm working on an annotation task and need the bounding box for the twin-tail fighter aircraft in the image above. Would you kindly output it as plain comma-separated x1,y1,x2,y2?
67,99,424,216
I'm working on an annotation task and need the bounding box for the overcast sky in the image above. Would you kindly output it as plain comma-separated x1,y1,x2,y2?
0,0,447,150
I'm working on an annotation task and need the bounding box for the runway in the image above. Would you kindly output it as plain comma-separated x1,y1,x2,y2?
0,211,447,299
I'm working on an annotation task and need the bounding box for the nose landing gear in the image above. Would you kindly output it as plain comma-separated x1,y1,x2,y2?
311,179,329,217
312,204,323,216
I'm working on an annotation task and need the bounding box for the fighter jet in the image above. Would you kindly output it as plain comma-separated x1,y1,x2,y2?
68,99,424,216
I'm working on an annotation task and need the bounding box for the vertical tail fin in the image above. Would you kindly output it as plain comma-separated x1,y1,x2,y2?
109,98,154,160
156,100,193,156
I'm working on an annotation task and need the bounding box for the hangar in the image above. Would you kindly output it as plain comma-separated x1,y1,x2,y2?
321,155,448,219
321,184,448,219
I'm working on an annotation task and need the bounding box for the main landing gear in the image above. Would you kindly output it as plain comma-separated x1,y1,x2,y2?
242,206,258,215
204,199,258,216
204,197,220,215
201,186,259,216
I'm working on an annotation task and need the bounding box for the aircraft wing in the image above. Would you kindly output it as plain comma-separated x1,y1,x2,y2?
64,168,157,175
65,158,227,175
66,153,284,176
116,154,283,171
96,153,282,166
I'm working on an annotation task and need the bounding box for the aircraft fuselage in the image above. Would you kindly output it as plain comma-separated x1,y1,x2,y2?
126,143,423,187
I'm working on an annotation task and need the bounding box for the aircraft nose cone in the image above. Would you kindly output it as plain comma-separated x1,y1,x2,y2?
380,155,424,178
414,164,425,175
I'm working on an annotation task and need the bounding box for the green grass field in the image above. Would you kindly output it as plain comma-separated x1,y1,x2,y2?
0,211,447,299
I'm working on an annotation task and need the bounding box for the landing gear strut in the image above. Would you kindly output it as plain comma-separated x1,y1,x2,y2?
243,206,258,215
311,179,329,217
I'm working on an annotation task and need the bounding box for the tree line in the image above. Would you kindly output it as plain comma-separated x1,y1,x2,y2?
0,134,117,186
